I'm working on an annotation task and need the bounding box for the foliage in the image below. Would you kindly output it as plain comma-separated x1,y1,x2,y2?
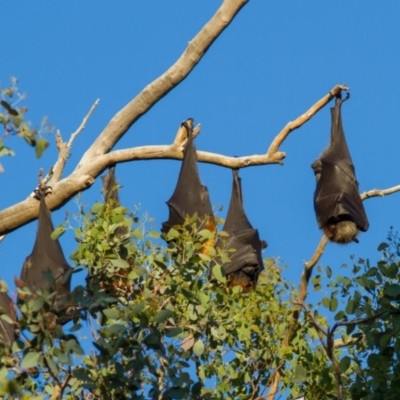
2,189,400,399
0,78,53,167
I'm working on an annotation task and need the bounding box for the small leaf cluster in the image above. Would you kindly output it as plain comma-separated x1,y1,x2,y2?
0,77,53,162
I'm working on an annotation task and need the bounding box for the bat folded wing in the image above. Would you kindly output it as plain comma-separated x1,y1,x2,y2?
314,162,368,231
221,229,263,280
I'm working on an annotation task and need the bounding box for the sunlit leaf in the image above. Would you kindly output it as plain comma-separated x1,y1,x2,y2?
35,137,49,158
212,264,226,283
22,351,41,369
110,259,129,269
51,225,65,240
193,339,205,356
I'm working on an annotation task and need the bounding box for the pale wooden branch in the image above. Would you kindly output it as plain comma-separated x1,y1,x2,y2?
333,335,364,348
51,100,100,184
67,99,99,148
361,185,400,200
0,0,247,235
266,84,349,160
78,0,248,167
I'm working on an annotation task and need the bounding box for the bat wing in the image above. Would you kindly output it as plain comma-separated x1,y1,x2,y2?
222,229,264,281
20,193,72,298
314,161,369,231
0,292,15,347
218,170,264,286
101,165,120,206
312,95,369,232
162,121,214,233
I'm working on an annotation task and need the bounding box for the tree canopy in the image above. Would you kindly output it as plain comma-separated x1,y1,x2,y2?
1,1,400,399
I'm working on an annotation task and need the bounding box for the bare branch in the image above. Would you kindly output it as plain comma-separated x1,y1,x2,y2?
334,335,365,348
361,184,400,200
78,0,248,166
51,100,100,184
0,1,248,235
266,84,349,161
67,99,99,148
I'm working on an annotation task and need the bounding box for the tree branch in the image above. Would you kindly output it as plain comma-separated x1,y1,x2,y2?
0,0,248,235
266,84,349,160
361,185,400,200
78,0,248,166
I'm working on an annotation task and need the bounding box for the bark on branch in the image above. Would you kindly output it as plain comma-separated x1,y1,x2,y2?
0,79,349,236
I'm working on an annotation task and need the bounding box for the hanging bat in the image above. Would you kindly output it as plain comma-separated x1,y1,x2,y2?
0,290,15,347
101,164,121,207
161,119,216,249
216,169,264,292
99,165,133,297
20,187,72,308
312,94,369,243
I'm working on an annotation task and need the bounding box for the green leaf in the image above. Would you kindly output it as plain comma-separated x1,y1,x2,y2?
193,339,205,356
131,302,145,314
166,228,180,240
154,309,173,323
103,307,120,320
35,137,49,158
0,100,12,112
329,296,338,312
0,145,15,157
385,284,400,298
165,327,182,338
339,356,351,373
322,297,330,308
110,259,129,269
191,382,202,395
22,351,41,369
326,266,332,278
128,266,147,280
334,310,346,321
51,225,65,240
293,364,307,383
91,203,104,214
45,355,59,376
212,264,226,283
0,314,13,324
377,242,389,251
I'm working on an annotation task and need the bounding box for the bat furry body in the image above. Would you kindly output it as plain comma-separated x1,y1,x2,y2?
217,169,264,291
312,95,369,243
20,188,72,306
162,120,216,243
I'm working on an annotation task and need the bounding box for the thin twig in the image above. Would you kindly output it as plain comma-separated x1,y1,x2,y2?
267,84,349,158
361,185,400,200
68,99,100,148
52,99,99,184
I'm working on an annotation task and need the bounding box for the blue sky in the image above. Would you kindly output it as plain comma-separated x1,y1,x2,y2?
1,1,400,334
